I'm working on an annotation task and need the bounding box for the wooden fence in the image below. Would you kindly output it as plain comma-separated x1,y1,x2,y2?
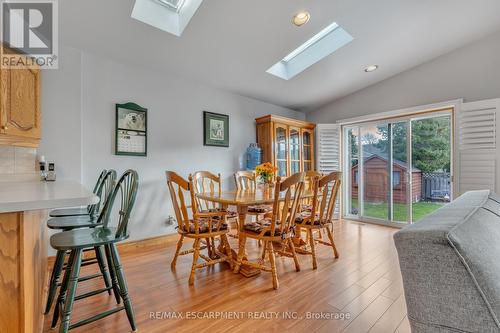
422,172,451,201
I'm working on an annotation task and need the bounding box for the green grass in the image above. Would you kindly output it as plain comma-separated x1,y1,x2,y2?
350,199,444,222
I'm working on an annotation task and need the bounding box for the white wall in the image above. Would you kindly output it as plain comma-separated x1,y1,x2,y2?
41,47,304,244
39,47,83,181
307,30,500,123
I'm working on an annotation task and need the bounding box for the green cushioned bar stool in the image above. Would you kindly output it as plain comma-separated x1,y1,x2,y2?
49,170,107,217
44,170,117,314
50,170,139,333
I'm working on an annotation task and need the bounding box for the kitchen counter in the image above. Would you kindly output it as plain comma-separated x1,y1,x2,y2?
0,180,98,213
0,180,98,333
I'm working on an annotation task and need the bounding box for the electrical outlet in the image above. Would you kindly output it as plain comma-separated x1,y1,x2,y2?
166,216,176,226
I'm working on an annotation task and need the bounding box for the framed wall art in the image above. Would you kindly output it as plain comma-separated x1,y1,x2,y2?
115,102,148,156
203,111,229,147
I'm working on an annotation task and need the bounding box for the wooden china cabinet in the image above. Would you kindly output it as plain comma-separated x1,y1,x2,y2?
0,47,41,147
255,115,316,177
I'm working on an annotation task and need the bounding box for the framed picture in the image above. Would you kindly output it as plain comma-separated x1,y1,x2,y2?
203,111,229,147
115,102,147,156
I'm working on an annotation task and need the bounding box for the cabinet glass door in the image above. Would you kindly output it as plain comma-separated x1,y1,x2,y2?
290,127,301,174
275,124,288,177
302,130,313,171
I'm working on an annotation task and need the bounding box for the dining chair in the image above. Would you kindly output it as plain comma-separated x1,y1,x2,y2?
191,170,238,233
44,169,117,314
233,172,305,290
296,170,323,245
234,170,273,217
167,171,233,285
295,171,341,269
301,170,322,211
49,170,107,217
50,170,139,333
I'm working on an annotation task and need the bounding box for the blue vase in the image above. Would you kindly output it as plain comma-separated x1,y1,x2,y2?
246,143,262,171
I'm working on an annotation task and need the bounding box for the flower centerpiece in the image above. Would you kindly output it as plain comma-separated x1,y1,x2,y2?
255,162,278,185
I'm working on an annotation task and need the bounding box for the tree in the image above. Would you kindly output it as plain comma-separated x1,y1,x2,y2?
412,117,450,172
375,117,450,173
361,132,378,145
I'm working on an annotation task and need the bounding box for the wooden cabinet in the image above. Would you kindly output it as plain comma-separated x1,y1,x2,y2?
0,52,41,147
256,115,316,177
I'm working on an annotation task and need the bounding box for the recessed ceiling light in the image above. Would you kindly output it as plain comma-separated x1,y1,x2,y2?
364,65,379,72
292,11,310,27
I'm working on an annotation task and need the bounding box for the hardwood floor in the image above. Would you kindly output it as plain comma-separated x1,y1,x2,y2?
43,220,410,333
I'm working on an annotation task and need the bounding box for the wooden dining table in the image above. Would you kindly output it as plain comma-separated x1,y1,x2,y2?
196,187,314,277
195,187,314,232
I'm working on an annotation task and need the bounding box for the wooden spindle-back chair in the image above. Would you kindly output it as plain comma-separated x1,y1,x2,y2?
191,171,223,212
234,170,256,191
234,172,305,289
295,171,341,269
302,170,322,209
234,171,273,221
167,171,233,285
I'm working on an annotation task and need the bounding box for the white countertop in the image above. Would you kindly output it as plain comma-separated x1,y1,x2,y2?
0,181,99,214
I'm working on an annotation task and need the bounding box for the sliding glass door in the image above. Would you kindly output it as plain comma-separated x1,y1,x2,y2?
344,112,452,225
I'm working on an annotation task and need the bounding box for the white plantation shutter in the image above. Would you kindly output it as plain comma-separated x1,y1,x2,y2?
316,124,340,173
316,124,341,217
458,99,500,195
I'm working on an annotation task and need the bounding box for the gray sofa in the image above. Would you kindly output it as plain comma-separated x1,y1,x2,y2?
394,190,500,333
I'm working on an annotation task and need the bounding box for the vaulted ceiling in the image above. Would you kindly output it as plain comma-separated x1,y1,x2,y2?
60,0,500,112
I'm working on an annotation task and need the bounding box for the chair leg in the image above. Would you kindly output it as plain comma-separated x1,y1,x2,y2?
44,250,66,314
110,243,137,332
105,244,121,304
94,246,112,295
261,241,268,261
233,235,246,274
171,234,184,269
325,226,339,259
189,239,201,285
288,239,301,272
51,250,75,329
211,237,217,257
268,242,279,290
205,238,212,258
59,249,83,333
308,229,318,270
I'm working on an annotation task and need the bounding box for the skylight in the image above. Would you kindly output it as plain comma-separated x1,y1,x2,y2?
267,22,354,80
131,0,203,37
156,0,186,13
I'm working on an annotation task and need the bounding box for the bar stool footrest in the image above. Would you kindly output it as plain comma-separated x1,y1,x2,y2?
69,306,125,330
74,286,114,301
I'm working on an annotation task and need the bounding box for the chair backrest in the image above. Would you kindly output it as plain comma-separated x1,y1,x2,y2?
268,172,305,237
89,169,117,216
87,170,106,212
100,170,139,239
304,170,321,191
91,170,107,193
190,171,222,212
166,171,193,233
311,171,341,223
302,170,321,206
234,170,256,191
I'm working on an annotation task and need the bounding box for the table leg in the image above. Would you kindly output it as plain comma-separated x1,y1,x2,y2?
237,205,248,232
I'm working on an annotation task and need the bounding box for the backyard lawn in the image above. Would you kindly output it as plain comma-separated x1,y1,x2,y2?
351,199,444,222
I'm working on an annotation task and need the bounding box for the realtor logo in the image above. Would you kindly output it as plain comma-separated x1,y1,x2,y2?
1,0,58,69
